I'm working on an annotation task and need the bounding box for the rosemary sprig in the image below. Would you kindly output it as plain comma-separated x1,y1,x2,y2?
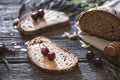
64,0,106,20
102,59,120,80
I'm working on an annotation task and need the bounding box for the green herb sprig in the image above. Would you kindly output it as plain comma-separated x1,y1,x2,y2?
102,59,120,80
64,0,106,20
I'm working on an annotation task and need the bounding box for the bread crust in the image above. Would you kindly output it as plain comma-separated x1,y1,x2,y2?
26,36,78,73
79,7,120,41
19,10,70,35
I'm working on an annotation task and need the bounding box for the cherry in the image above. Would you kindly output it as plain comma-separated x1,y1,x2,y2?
41,47,49,56
93,57,102,67
48,52,55,61
0,44,6,54
37,9,44,18
31,12,38,20
86,51,95,60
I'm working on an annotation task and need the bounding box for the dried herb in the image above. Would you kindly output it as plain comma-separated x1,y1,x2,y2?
0,56,10,70
2,58,10,70
0,43,15,70
102,59,120,80
63,0,106,20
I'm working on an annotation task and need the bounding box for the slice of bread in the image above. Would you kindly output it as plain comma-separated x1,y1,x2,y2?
79,7,120,41
26,36,78,73
18,10,69,35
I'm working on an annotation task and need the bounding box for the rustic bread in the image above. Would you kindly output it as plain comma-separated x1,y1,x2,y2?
104,41,120,67
26,36,78,73
78,7,120,41
18,10,69,35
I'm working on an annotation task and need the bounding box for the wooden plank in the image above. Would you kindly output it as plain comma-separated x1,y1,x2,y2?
0,63,114,80
0,0,21,5
0,0,117,80
0,37,87,58
0,5,21,20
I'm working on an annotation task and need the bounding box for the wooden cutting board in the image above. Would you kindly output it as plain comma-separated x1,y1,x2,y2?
75,22,112,51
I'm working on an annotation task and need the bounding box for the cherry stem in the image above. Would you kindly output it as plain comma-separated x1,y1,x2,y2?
39,41,46,48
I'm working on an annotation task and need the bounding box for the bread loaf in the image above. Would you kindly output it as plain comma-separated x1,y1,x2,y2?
18,10,69,35
26,36,78,73
79,7,120,41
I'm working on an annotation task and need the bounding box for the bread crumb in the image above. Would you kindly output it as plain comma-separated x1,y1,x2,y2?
14,45,21,48
20,48,27,51
61,32,78,40
13,18,20,26
61,32,70,38
69,34,78,40
25,41,29,45
80,40,90,48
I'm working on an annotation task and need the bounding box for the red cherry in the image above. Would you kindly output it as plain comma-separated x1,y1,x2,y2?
48,52,55,61
86,51,95,60
0,44,6,53
31,12,38,20
37,9,44,18
93,57,102,67
41,47,49,56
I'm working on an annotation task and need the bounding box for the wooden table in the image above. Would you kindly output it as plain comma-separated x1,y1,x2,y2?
0,0,115,80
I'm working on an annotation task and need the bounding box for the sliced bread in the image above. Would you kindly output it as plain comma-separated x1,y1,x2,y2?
18,10,70,35
26,36,78,73
78,7,120,41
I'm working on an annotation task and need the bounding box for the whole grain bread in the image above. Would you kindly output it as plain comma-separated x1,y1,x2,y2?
79,7,120,41
18,10,69,35
26,36,78,73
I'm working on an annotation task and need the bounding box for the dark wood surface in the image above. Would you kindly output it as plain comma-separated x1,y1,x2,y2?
0,0,115,80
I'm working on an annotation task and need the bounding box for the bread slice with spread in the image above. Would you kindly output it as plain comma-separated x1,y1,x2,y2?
18,9,69,35
26,36,78,73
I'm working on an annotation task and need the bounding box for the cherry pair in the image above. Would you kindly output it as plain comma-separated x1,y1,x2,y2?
86,50,102,67
31,9,44,21
41,47,55,61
